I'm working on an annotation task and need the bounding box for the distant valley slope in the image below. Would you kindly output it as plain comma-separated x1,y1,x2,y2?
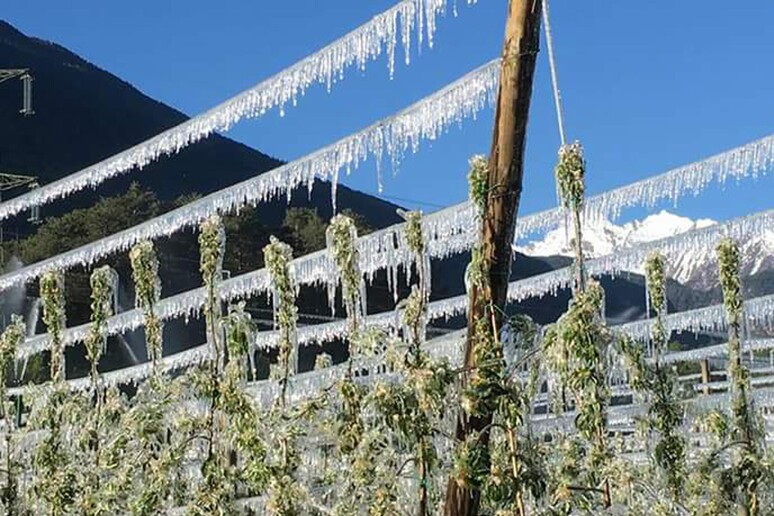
0,20,403,233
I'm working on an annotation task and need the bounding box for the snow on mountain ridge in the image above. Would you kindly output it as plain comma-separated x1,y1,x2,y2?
515,210,774,288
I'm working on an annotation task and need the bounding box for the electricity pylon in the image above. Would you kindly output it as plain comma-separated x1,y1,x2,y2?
1,68,39,268
0,68,34,115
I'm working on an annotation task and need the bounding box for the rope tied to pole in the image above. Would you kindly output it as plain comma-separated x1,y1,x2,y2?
542,0,566,146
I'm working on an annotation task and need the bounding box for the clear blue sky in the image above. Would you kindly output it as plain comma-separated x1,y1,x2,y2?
4,1,774,226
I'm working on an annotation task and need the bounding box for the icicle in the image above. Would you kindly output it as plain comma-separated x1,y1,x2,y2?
0,0,482,223
0,59,500,293
248,341,258,381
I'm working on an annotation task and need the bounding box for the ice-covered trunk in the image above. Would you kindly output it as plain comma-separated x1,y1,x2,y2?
40,271,66,383
641,252,686,499
264,236,299,404
196,216,230,504
444,3,541,513
717,238,760,515
129,241,163,374
326,214,366,372
199,216,226,373
550,142,613,508
0,316,25,512
400,209,430,352
86,266,118,393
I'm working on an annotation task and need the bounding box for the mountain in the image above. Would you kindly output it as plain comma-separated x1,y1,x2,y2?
0,20,403,233
516,209,774,294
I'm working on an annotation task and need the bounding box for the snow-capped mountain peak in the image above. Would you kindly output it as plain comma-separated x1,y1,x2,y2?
515,210,774,289
620,210,716,246
515,210,715,260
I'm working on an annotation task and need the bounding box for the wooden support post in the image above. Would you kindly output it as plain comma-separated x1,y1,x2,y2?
700,359,710,395
443,1,542,515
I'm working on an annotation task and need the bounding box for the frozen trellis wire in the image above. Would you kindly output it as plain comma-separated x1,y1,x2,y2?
0,59,500,293
13,203,480,359
3,129,772,298
660,338,774,365
617,293,774,343
13,203,478,358
7,343,212,396
16,278,774,392
513,133,774,240
692,371,774,395
0,0,480,221
15,205,774,361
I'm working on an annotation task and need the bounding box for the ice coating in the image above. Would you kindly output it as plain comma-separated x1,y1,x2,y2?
12,199,477,359
506,207,774,303
617,293,774,343
7,343,212,396
12,312,774,426
16,275,774,391
660,338,774,364
7,196,774,356
0,0,480,221
515,134,774,240
0,60,499,293
15,206,774,362
3,130,772,298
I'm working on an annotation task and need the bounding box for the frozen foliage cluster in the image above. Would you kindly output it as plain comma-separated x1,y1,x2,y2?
0,0,480,222
6,214,774,514
15,197,774,367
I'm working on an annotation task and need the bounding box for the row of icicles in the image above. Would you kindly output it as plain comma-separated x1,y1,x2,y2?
0,146,771,514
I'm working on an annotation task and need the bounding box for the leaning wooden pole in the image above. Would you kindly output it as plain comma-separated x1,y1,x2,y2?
443,1,542,514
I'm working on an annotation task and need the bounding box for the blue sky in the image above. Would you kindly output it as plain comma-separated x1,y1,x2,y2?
4,1,774,226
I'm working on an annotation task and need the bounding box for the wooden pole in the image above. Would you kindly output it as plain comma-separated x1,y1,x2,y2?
443,1,542,514
700,359,711,396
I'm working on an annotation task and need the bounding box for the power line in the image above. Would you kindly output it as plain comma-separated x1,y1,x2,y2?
359,191,447,209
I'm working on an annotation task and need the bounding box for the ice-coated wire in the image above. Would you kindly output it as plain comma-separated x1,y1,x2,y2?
514,133,774,239
15,206,774,361
3,130,772,295
14,276,774,389
0,0,480,221
0,60,500,293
